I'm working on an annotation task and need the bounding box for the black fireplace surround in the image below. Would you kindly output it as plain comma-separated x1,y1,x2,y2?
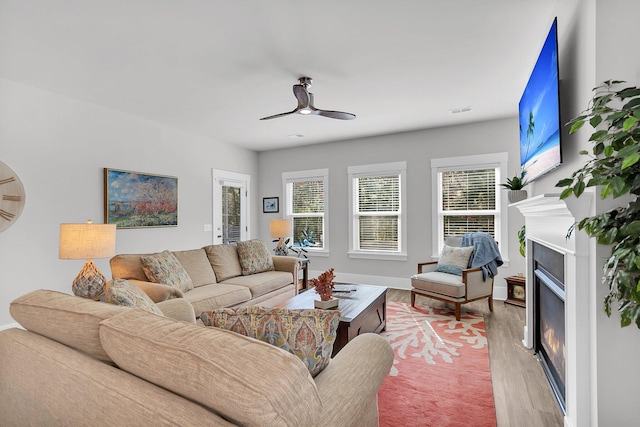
533,241,566,414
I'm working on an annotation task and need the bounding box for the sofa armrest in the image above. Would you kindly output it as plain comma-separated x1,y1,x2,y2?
127,280,184,303
417,261,438,274
462,268,494,300
156,298,196,323
272,255,300,284
314,333,393,427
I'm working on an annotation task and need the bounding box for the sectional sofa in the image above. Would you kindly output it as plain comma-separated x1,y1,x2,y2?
0,289,394,426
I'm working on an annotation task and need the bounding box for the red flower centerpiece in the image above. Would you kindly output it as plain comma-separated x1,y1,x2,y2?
310,268,338,309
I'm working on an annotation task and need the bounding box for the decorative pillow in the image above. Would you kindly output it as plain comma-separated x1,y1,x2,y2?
102,279,164,316
235,240,275,276
200,306,340,377
204,244,243,282
434,245,474,276
140,250,194,292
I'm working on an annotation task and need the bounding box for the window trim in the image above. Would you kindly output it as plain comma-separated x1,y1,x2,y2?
348,161,407,261
282,168,329,257
431,153,509,263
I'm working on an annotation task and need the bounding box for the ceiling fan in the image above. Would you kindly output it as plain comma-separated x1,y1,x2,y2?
259,77,356,121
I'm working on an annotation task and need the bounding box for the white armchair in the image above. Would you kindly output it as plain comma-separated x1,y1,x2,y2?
410,236,496,320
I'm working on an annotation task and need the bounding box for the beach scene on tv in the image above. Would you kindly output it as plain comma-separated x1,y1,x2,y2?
518,20,562,183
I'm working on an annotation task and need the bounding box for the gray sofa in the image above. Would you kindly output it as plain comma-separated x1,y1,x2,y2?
0,289,394,426
110,242,300,316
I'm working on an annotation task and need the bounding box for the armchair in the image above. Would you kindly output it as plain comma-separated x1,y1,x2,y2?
410,261,493,320
410,236,497,320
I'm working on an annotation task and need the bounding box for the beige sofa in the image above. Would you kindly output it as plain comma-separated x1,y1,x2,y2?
110,243,300,316
1,289,394,427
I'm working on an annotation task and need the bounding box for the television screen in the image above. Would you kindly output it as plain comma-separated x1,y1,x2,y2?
518,18,562,183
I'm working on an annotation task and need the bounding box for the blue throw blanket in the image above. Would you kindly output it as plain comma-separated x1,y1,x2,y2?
462,232,503,280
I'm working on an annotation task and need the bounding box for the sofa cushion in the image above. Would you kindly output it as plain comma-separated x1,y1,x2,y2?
172,249,217,287
200,306,340,377
9,289,128,363
110,253,152,281
411,271,466,298
221,271,293,298
183,283,252,314
99,309,322,427
102,279,165,316
434,244,474,276
236,239,275,275
204,244,243,282
140,250,194,292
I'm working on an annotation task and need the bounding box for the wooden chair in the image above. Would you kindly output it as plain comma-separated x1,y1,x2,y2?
410,238,495,320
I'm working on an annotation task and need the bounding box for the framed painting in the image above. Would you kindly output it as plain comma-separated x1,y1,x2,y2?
104,168,178,228
263,197,279,213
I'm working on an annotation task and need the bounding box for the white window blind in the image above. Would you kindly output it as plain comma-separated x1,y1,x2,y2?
283,169,328,253
356,175,400,251
348,162,407,260
441,169,496,237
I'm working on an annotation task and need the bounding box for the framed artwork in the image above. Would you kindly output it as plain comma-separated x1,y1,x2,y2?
104,168,178,228
263,197,279,213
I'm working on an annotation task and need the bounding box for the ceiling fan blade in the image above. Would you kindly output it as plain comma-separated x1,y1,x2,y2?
293,84,310,108
259,109,298,120
315,109,356,120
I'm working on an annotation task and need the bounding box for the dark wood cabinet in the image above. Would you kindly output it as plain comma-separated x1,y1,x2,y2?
505,275,526,307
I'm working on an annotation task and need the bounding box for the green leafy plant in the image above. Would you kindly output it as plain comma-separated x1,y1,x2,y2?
500,172,529,190
517,225,526,257
556,80,640,328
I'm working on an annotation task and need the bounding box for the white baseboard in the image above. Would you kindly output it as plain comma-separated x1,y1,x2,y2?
308,269,507,300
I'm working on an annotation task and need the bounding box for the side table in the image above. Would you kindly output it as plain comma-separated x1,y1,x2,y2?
504,275,526,307
297,258,310,292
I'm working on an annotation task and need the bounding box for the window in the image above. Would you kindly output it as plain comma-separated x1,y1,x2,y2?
282,169,328,255
348,162,407,260
212,170,249,245
431,153,508,259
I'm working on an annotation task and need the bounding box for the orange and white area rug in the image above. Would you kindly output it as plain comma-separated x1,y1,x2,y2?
378,302,497,427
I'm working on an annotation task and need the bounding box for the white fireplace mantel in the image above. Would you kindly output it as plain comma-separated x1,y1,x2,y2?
513,192,595,427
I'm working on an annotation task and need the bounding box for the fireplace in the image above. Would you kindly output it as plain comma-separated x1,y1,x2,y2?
533,242,565,413
514,192,595,427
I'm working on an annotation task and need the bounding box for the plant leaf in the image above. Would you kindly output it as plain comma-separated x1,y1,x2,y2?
569,120,585,133
621,153,640,170
623,116,638,131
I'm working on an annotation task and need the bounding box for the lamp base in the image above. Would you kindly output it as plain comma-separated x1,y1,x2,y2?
72,259,107,300
274,238,289,256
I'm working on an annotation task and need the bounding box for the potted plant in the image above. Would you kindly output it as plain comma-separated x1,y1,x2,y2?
556,80,640,328
500,172,529,203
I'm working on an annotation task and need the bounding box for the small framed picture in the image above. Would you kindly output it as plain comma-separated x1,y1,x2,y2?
263,197,279,213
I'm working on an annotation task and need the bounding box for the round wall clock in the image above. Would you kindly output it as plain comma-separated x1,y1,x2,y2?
0,161,26,233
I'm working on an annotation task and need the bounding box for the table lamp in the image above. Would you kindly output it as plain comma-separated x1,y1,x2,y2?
59,220,116,299
270,218,292,256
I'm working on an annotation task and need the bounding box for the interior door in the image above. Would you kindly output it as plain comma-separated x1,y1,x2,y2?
212,170,250,244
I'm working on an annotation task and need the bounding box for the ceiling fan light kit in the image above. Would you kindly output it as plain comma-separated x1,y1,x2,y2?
260,77,356,121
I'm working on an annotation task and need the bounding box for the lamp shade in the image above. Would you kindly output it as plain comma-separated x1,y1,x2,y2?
270,218,292,238
59,221,117,260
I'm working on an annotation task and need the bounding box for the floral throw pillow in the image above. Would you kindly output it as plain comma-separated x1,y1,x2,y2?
434,245,474,276
102,279,164,316
235,240,275,275
200,306,340,377
140,250,194,292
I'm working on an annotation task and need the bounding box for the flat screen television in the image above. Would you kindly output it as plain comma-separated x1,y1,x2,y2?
518,18,562,183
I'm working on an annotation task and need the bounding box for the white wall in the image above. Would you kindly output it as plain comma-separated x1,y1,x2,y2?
0,77,258,327
257,118,527,293
592,0,640,424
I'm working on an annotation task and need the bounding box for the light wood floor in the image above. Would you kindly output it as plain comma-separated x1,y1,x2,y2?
386,289,564,427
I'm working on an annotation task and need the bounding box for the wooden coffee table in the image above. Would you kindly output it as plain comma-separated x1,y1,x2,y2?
277,284,387,356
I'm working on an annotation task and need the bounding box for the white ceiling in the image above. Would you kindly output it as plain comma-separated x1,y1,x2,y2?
0,0,558,151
